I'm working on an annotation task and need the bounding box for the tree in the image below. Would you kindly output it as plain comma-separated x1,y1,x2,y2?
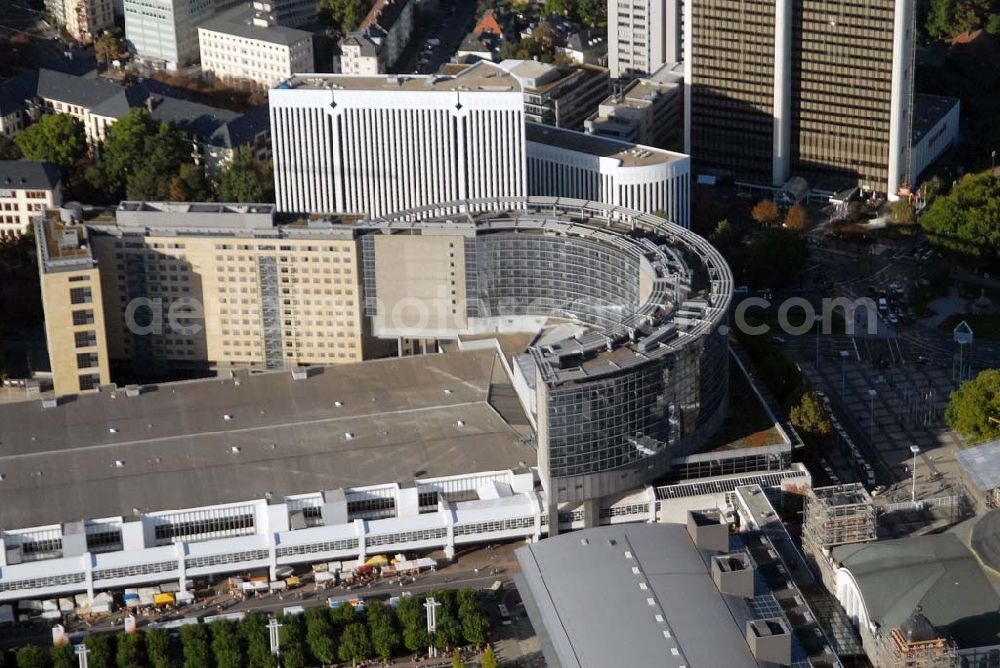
402,625,429,654
84,635,116,668
278,614,309,668
457,592,489,647
100,108,162,197
709,219,740,249
783,203,809,231
95,31,124,64
329,602,356,627
239,613,276,668
14,646,46,668
337,623,373,666
889,199,916,225
751,199,781,227
743,229,808,289
543,0,569,16
180,624,211,668
0,134,21,160
176,163,214,201
790,391,832,437
920,176,945,205
303,607,337,666
116,632,144,668
574,0,606,25
217,148,273,203
482,645,499,668
317,0,370,34
954,0,995,34
451,650,466,668
434,612,463,652
126,124,195,200
14,114,87,169
395,596,422,630
920,171,1000,259
926,0,955,39
366,601,399,661
946,368,1000,441
145,629,173,668
50,645,75,668
460,609,489,646
211,620,243,668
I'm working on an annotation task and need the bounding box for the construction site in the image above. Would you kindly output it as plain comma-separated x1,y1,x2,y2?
802,484,878,561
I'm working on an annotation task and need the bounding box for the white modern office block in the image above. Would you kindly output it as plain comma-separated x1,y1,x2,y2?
526,124,691,228
125,0,214,70
269,62,526,217
608,0,680,78
199,4,315,87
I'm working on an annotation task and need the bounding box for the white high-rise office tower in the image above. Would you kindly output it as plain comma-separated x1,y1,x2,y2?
124,0,214,70
269,62,526,217
608,0,683,78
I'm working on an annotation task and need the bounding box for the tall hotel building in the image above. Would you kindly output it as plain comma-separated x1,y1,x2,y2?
269,61,526,217
682,0,915,195
36,203,384,393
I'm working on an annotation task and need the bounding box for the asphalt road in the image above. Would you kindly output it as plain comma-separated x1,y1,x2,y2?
394,0,479,75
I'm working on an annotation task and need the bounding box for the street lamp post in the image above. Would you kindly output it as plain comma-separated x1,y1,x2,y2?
267,616,282,668
910,445,920,506
868,389,877,442
425,597,441,659
75,644,89,668
840,350,850,395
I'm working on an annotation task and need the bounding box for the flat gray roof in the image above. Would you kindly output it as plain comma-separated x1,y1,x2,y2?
285,61,522,93
199,4,313,46
515,524,760,668
955,439,1000,492
526,123,684,167
0,350,533,530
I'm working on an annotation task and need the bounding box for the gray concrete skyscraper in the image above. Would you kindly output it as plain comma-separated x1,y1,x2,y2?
681,0,915,196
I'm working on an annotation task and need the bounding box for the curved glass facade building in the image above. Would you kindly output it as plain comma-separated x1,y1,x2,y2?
363,197,734,504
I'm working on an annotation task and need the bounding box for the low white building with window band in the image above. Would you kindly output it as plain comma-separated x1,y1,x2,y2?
526,124,691,227
0,448,809,602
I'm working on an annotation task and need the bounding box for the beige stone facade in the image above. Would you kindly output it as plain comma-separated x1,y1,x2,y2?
36,203,383,394
36,213,112,394
88,232,369,372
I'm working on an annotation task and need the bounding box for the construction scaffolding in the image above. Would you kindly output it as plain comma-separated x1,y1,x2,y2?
885,628,959,668
803,484,877,556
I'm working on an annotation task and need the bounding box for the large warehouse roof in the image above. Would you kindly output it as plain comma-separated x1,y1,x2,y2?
833,527,1000,649
515,524,760,668
0,350,534,529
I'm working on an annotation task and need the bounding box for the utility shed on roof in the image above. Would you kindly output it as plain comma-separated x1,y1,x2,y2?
514,523,763,668
954,439,1000,512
